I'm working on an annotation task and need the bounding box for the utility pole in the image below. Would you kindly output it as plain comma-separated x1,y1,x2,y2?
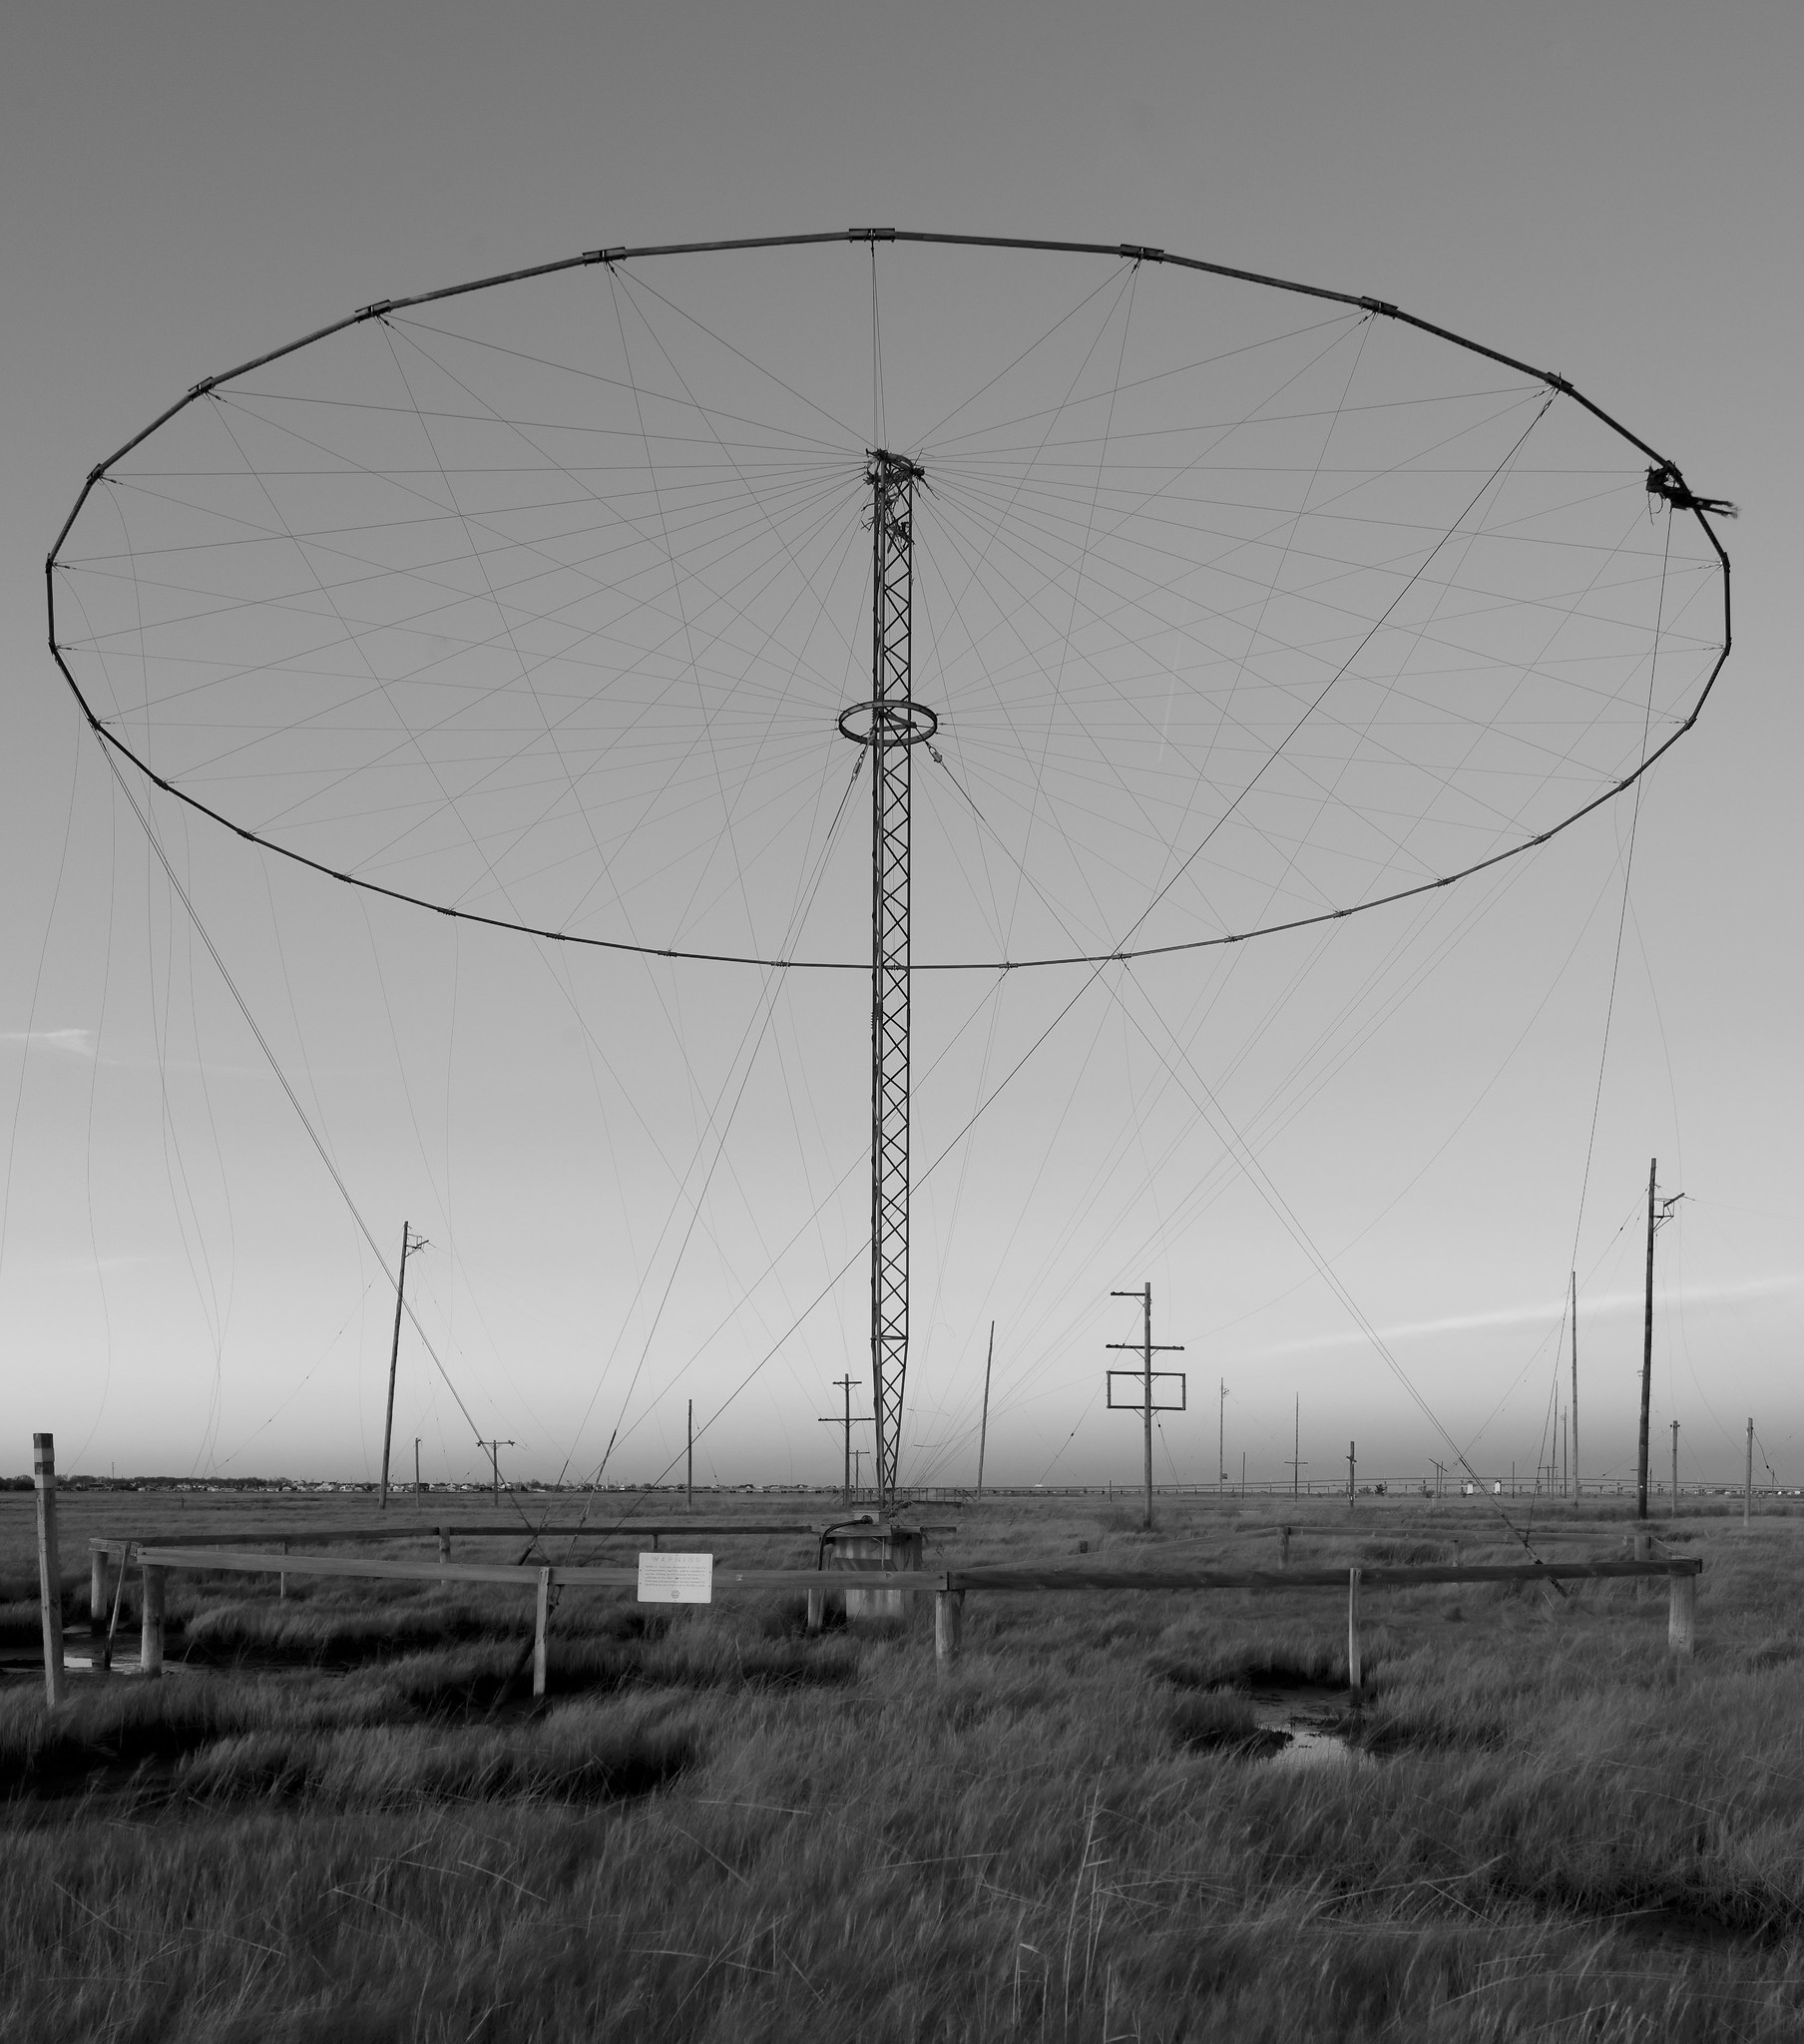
1284,1394,1306,1497
1218,1379,1227,1498
478,1439,515,1503
1570,1271,1579,1505
977,1322,994,1500
413,1437,421,1504
686,1400,693,1514
1638,1160,1655,1521
1347,1440,1356,1507
851,1447,866,1497
379,1224,425,1512
1108,1284,1184,1529
1637,1161,1684,1521
818,1375,870,1507
1670,1418,1679,1509
1746,1417,1754,1527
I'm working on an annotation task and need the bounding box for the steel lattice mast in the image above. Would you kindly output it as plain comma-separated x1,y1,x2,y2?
840,450,934,1509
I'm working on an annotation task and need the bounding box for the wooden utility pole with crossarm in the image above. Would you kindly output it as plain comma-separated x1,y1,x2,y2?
1107,1284,1185,1530
818,1374,872,1506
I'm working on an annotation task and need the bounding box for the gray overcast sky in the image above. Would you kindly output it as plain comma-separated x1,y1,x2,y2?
3,0,1798,1491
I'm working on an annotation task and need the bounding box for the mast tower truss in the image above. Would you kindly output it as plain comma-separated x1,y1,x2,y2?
864,451,927,1504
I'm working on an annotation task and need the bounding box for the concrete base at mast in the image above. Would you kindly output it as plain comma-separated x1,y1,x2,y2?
822,1517,924,1619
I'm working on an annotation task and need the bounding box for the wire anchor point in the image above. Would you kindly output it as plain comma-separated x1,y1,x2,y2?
1647,462,1738,518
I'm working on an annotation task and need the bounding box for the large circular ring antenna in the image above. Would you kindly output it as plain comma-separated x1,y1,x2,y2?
47,230,1730,975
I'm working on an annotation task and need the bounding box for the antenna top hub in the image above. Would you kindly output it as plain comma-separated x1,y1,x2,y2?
865,449,924,486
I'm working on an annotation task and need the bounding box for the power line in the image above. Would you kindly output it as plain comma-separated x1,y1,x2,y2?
97,743,490,1453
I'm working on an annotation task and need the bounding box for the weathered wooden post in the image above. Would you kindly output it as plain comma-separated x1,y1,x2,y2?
935,1578,964,1667
1279,1525,1291,1567
141,1562,166,1678
89,1541,108,1659
532,1566,552,1699
278,1537,289,1601
1668,1569,1696,1658
1347,1567,1363,1693
805,1588,825,1635
102,1542,129,1671
437,1527,451,1566
34,1434,66,1707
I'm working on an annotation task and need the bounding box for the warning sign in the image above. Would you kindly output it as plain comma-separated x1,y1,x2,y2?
637,1552,713,1604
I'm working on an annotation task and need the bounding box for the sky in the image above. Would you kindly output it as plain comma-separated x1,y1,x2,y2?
3,0,1798,1494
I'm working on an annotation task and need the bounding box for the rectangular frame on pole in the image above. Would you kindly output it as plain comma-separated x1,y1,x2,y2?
1108,1284,1184,1529
1105,1372,1186,1410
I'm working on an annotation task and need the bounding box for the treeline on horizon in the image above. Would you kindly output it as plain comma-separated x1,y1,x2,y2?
0,1475,805,1493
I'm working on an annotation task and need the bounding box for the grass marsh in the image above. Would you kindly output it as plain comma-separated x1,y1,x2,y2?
4,1489,1803,2039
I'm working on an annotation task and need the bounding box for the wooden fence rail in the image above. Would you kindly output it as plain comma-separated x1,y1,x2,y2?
114,1547,905,1591
936,1557,1702,1683
88,1521,821,1550
62,1542,1702,1702
941,1560,1702,1592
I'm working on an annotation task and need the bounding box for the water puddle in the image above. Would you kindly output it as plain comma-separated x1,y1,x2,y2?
1245,1681,1359,1769
61,1651,199,1678
1611,1904,1760,1954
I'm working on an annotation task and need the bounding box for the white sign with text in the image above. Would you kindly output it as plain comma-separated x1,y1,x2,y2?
637,1552,714,1604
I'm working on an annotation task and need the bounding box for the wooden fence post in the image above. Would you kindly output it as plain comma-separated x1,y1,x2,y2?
34,1434,66,1708
278,1538,289,1600
1347,1567,1363,1693
103,1543,129,1671
532,1567,552,1699
141,1563,166,1678
935,1580,964,1666
1279,1525,1291,1567
805,1588,825,1635
1668,1571,1696,1658
437,1528,451,1566
90,1542,108,1657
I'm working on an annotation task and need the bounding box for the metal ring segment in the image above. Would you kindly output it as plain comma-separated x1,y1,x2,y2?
837,700,940,748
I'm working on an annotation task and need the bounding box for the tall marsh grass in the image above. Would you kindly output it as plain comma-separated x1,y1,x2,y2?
3,1492,1803,2037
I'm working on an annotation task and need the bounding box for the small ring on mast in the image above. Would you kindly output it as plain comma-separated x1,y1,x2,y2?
837,700,939,748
